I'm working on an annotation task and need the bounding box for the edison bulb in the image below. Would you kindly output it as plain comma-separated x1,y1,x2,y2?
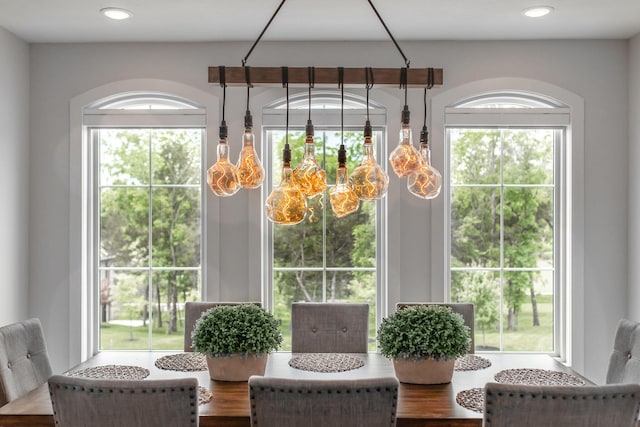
265,147,307,225
389,123,422,178
237,127,264,189
305,194,324,224
292,136,327,197
351,130,389,200
207,139,240,197
330,166,360,218
407,143,442,199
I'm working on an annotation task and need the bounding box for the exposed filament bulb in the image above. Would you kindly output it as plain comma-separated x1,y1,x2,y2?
207,137,240,197
351,122,389,200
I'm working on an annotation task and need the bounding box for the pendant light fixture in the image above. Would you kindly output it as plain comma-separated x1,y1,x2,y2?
330,68,360,218
207,0,445,216
407,83,442,199
292,67,327,198
351,68,389,200
207,69,241,197
236,69,265,189
388,68,422,178
265,68,308,225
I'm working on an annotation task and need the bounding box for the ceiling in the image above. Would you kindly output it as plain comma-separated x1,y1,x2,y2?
1,0,639,43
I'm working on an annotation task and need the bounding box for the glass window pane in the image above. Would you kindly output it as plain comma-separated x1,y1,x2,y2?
503,187,554,269
451,270,501,351
274,219,324,268
331,270,377,351
502,129,554,185
450,129,501,185
100,270,149,350
502,271,554,352
150,270,201,349
100,129,150,186
326,201,376,268
151,187,201,268
100,187,149,267
450,187,501,268
151,129,202,185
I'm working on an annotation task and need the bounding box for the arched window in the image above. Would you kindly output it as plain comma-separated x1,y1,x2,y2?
262,91,387,350
431,80,584,367
85,92,205,351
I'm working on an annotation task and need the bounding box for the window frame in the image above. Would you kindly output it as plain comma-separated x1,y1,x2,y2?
70,81,217,365
430,78,584,369
261,91,388,345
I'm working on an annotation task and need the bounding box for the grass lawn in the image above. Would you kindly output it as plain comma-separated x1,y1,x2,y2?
475,294,554,352
101,295,554,352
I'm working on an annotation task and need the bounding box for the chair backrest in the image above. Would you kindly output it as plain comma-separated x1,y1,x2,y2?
0,318,53,407
397,302,475,353
291,302,369,353
184,301,261,352
483,382,640,427
249,376,398,427
48,375,199,427
606,318,640,384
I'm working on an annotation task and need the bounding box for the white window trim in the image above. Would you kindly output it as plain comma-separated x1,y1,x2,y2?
430,78,585,371
69,79,218,367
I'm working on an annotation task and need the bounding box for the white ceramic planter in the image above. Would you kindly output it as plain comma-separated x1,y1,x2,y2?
206,353,268,381
392,357,455,384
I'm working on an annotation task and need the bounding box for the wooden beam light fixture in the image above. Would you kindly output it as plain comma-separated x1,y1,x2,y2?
207,0,444,216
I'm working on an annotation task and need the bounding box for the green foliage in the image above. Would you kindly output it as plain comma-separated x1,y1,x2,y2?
192,305,283,356
377,306,470,360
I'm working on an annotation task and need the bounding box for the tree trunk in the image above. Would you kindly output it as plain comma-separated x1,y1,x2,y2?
170,272,178,333
156,284,163,329
530,286,540,327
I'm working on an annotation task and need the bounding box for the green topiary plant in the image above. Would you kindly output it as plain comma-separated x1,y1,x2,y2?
377,305,470,361
192,304,282,357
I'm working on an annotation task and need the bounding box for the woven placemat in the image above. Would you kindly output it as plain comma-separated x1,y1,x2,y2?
456,388,485,413
455,355,492,371
155,353,207,372
494,368,586,386
289,353,365,372
66,365,150,380
198,386,212,405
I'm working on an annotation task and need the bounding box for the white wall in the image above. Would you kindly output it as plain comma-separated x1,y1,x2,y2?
629,34,640,321
29,40,629,383
0,27,29,326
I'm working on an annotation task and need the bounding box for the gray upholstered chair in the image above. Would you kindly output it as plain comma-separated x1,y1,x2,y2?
249,376,398,427
606,318,640,384
48,375,199,427
483,382,640,427
0,318,53,407
291,302,369,353
184,301,261,352
397,302,475,353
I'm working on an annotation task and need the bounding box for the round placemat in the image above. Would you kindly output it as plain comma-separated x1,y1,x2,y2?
289,353,365,373
494,368,586,386
198,386,212,405
455,355,492,371
456,388,485,413
155,353,207,372
66,365,150,380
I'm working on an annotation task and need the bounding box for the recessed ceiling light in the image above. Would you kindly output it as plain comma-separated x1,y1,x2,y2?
100,7,133,20
523,6,554,18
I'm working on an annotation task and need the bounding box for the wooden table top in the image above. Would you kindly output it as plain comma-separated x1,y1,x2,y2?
0,351,591,427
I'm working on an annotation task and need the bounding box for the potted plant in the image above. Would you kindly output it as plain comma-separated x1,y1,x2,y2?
377,305,470,384
192,304,282,381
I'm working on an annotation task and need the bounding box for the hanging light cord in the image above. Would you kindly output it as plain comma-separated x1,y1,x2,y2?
365,67,374,122
338,67,346,167
219,66,228,139
241,0,409,68
367,0,410,67
277,66,291,166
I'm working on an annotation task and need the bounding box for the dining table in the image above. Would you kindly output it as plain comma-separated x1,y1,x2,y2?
0,351,592,427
